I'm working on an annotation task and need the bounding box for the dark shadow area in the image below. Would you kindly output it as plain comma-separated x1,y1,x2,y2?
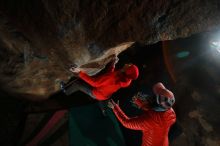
24,89,96,113
0,90,27,146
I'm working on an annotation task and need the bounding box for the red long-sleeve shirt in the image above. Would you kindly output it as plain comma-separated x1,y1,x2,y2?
113,105,176,146
79,65,131,100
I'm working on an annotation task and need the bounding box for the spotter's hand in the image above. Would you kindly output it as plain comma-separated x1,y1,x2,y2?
108,99,119,109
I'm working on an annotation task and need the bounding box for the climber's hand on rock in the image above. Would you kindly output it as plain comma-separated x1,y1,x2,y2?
69,67,80,76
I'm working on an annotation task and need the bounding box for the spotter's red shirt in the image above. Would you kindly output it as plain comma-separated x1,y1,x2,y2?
113,105,176,146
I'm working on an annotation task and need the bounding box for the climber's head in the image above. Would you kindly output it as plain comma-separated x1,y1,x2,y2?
122,64,139,80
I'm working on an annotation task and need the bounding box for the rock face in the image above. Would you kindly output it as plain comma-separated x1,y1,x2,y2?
0,0,220,99
163,31,220,146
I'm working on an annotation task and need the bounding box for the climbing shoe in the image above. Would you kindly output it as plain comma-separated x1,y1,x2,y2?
60,81,66,93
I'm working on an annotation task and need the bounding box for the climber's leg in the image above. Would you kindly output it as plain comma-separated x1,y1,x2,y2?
61,80,96,99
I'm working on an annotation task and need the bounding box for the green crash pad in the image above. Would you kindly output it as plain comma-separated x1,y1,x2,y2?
69,102,126,146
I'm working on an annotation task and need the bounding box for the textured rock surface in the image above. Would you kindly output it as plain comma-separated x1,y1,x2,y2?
163,32,220,146
0,0,220,99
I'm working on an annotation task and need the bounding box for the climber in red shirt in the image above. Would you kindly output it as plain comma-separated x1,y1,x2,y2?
108,82,176,146
60,56,139,101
